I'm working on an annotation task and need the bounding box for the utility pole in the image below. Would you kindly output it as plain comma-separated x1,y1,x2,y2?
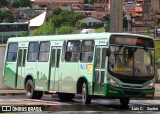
110,0,123,32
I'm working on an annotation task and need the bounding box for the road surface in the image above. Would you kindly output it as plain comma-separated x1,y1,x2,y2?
0,94,160,114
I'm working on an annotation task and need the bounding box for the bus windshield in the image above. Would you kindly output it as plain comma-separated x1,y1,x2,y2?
109,46,155,77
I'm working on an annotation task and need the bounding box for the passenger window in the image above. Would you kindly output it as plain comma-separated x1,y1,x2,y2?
27,42,39,62
80,40,94,62
7,43,18,62
39,41,50,62
65,40,81,62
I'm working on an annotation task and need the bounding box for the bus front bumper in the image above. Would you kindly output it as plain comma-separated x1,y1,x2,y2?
105,84,155,99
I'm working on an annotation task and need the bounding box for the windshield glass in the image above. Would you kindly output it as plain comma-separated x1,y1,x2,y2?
109,46,154,77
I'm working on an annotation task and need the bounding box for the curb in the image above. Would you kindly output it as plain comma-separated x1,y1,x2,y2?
0,90,25,96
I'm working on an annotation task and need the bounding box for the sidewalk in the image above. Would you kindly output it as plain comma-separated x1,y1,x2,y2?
0,89,25,96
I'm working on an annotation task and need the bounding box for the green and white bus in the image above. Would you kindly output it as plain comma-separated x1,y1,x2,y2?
3,32,155,106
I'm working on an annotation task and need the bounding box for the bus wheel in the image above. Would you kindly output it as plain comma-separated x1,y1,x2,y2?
120,98,130,107
82,82,91,105
25,79,35,99
58,93,75,101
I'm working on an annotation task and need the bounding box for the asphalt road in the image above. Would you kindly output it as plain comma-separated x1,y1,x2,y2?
0,94,160,114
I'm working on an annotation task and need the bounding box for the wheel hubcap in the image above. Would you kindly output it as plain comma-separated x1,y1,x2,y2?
26,84,32,96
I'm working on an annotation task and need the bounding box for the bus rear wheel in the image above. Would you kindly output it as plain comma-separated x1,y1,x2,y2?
58,93,75,101
120,98,130,107
81,82,91,105
25,79,43,99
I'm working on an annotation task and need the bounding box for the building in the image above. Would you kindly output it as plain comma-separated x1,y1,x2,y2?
34,0,84,9
78,16,103,28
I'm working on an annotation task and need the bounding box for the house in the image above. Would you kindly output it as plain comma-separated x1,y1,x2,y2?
78,16,103,28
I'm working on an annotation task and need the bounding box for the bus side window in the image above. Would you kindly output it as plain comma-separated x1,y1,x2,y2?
80,40,94,62
65,52,72,61
65,40,81,62
7,43,18,62
27,42,39,62
39,41,50,62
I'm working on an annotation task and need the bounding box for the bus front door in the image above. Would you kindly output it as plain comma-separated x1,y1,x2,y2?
17,48,27,89
94,46,107,95
49,47,61,91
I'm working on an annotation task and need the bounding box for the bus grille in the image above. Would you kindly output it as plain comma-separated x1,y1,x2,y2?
119,78,148,84
124,90,141,96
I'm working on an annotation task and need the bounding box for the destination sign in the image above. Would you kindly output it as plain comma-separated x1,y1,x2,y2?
110,35,154,48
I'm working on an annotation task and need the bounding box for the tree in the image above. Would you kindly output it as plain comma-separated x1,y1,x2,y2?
56,26,73,35
12,0,20,8
19,0,32,8
51,8,62,16
104,14,110,32
31,8,85,35
31,21,55,36
146,27,151,36
84,0,96,4
12,0,32,8
0,0,8,7
0,8,14,22
50,8,85,28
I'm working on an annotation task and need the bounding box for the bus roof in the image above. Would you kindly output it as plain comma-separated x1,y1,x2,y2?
7,32,153,43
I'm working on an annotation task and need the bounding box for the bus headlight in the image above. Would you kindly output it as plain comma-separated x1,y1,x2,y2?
108,77,120,88
146,82,154,89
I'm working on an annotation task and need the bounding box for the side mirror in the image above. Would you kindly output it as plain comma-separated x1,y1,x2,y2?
106,48,110,56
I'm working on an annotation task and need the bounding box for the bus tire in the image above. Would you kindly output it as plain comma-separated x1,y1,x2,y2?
58,93,75,101
120,98,130,106
82,82,91,105
25,79,35,99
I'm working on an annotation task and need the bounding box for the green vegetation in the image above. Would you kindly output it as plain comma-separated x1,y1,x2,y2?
0,0,32,8
104,14,110,32
0,8,14,23
0,0,32,23
55,26,73,35
31,21,54,36
12,0,32,8
0,0,8,7
31,8,86,35
31,8,106,36
84,0,97,4
96,27,105,33
50,8,85,28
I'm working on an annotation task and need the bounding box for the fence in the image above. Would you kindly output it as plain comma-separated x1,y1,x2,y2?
123,26,156,38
